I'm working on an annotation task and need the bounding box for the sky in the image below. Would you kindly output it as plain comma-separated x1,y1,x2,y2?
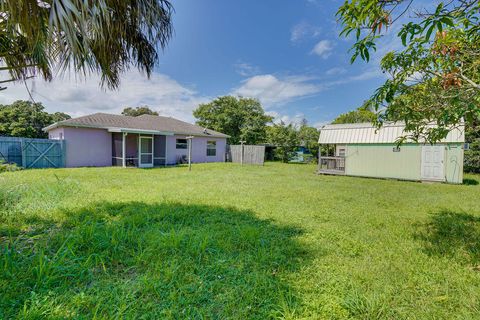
0,0,405,128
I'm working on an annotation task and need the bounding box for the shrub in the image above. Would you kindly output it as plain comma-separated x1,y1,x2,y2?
465,149,480,173
0,160,22,173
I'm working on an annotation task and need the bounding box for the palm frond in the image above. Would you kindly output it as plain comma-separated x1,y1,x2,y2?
0,0,174,89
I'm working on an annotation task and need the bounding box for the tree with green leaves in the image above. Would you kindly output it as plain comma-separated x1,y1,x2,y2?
266,122,299,163
465,117,480,173
332,107,377,124
51,111,72,123
193,96,273,144
0,100,70,138
337,0,480,142
297,121,320,158
0,0,173,90
122,106,159,117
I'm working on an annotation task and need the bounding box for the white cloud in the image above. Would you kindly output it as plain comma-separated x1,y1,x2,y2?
233,74,322,106
265,110,279,117
311,40,334,59
320,68,386,89
0,71,209,122
406,71,424,83
320,27,399,86
290,22,321,43
234,61,260,77
348,69,384,81
326,67,347,76
266,110,308,127
306,0,320,6
279,113,306,126
313,120,331,129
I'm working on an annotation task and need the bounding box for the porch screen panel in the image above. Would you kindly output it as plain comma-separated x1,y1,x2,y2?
154,135,166,166
112,133,123,166
126,134,139,167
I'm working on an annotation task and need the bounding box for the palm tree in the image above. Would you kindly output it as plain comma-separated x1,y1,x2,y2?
0,0,173,90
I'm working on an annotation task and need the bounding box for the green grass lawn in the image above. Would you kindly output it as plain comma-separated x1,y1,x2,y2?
1,163,480,319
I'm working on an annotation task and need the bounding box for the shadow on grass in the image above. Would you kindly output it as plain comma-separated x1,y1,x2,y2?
0,202,308,319
415,210,480,266
463,178,479,186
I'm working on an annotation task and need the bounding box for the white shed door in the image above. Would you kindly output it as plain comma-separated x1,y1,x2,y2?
421,146,445,181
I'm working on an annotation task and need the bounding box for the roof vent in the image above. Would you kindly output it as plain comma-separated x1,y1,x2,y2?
203,128,209,134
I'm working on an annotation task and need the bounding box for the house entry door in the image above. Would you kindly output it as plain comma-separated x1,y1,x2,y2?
139,136,154,168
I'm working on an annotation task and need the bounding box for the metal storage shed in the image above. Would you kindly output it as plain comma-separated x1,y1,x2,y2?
318,122,465,184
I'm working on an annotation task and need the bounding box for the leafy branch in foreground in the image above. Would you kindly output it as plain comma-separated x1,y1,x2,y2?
0,0,173,90
337,0,480,142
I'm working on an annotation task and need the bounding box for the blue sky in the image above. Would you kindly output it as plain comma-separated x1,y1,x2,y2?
1,0,401,127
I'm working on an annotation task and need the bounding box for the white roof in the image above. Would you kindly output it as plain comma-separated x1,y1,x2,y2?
318,122,465,144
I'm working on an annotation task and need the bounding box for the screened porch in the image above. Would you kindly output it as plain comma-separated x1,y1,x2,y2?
111,130,172,168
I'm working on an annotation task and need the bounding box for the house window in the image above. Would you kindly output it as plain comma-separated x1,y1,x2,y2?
338,148,346,157
207,141,216,156
50,132,63,140
176,139,188,149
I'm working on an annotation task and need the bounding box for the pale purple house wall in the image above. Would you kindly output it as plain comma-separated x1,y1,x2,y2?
48,127,64,140
49,127,226,167
49,127,112,167
166,135,226,164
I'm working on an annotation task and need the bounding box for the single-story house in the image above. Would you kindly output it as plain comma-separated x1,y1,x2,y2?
318,122,465,184
44,113,229,168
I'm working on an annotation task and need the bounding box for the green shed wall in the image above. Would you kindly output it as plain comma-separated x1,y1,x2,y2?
444,144,463,184
344,143,463,184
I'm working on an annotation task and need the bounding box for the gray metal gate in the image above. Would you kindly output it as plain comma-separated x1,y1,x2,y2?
0,137,65,168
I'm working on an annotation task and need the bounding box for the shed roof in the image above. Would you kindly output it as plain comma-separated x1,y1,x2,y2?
318,122,464,144
44,113,230,138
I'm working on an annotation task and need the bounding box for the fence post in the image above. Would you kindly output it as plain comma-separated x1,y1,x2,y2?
62,140,66,168
317,146,321,173
240,140,246,166
21,139,27,168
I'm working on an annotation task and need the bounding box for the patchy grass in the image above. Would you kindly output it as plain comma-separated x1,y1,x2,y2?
0,163,479,319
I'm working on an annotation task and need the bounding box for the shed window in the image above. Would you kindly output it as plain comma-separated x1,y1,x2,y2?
207,141,216,156
176,139,188,149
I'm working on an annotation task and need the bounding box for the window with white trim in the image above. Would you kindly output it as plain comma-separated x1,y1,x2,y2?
176,139,188,149
207,141,216,156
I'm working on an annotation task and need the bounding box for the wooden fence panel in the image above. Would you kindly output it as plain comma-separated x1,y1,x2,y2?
0,137,65,168
243,145,265,165
229,145,265,165
0,137,22,165
230,145,242,163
